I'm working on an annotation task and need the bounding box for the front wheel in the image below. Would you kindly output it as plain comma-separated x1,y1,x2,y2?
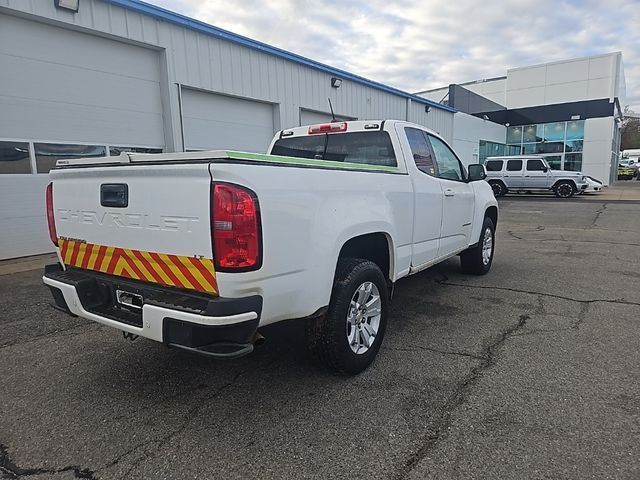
307,258,388,375
554,181,575,198
489,181,507,197
460,217,495,275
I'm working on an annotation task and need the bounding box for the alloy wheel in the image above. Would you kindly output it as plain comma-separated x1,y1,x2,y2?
346,281,382,354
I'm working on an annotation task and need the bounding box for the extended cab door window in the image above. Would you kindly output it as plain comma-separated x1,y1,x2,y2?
405,127,437,176
427,135,466,181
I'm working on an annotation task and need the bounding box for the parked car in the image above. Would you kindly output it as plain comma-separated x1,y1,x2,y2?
617,164,635,180
582,176,604,193
42,120,498,375
484,155,588,198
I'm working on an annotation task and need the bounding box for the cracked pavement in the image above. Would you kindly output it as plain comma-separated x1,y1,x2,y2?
1,198,640,479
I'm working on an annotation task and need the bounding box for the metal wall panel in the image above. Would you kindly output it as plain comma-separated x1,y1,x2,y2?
299,109,356,126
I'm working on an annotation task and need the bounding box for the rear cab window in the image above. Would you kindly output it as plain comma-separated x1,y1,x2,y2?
506,159,523,171
485,160,503,171
271,131,397,167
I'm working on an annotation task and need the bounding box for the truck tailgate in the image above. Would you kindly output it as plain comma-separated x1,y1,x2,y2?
49,163,218,294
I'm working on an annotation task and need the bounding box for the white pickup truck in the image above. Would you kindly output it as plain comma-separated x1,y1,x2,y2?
43,120,498,374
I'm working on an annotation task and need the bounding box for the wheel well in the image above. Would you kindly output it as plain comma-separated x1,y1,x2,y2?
552,179,576,190
485,206,498,228
488,179,505,187
338,233,391,282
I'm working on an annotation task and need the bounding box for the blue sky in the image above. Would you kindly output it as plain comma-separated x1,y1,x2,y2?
154,0,639,111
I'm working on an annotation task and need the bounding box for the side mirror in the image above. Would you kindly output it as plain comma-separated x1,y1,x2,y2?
542,166,549,172
468,164,487,181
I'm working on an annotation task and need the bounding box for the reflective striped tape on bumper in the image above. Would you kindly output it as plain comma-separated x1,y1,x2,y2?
58,239,218,295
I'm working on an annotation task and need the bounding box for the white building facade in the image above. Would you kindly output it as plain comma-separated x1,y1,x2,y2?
0,0,459,259
417,52,627,186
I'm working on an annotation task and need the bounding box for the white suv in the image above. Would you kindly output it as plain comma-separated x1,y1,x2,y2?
485,156,588,198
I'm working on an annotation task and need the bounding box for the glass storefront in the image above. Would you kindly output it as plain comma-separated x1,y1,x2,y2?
506,120,585,171
479,141,521,164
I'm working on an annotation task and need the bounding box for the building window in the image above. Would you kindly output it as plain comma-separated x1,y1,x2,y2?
564,153,583,172
506,120,585,171
546,156,562,170
479,140,521,163
522,125,543,143
506,126,523,144
565,120,585,140
0,141,31,174
542,122,566,142
35,143,106,173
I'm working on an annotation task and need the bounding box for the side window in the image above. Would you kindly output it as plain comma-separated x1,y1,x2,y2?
506,159,523,171
485,160,503,171
428,135,465,181
526,159,545,171
405,127,437,176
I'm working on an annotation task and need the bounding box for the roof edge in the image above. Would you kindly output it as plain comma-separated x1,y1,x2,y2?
107,0,456,113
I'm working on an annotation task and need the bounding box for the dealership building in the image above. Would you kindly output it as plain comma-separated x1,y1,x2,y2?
417,52,626,185
0,0,626,259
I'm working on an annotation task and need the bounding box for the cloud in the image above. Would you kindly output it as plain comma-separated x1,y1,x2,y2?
153,0,640,111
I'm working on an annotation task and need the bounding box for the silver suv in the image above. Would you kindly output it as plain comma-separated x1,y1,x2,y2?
484,155,588,198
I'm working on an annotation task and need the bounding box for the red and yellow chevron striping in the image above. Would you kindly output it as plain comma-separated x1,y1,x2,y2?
58,239,218,295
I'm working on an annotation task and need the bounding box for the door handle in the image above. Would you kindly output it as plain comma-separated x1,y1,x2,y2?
444,188,455,197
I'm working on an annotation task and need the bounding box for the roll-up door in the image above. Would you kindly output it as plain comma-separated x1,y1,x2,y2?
182,89,276,152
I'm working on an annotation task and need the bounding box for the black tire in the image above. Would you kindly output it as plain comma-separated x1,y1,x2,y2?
554,181,575,198
307,258,388,375
460,216,495,275
489,180,507,197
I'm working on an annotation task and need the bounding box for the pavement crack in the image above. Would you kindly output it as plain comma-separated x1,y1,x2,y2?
572,302,590,330
0,324,95,350
106,359,278,479
0,444,97,479
385,345,486,361
590,203,607,228
435,281,640,307
395,314,528,479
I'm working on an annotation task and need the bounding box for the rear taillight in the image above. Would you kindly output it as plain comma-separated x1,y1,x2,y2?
46,182,58,246
308,122,347,134
212,183,261,271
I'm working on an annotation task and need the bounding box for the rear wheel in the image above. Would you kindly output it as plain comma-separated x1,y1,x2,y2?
489,180,507,197
554,181,575,198
307,258,388,375
460,216,495,275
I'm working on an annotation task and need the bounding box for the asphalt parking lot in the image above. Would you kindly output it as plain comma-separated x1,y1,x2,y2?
1,198,639,480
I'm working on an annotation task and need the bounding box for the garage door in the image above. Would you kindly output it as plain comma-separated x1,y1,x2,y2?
0,14,164,146
0,14,163,259
299,108,356,126
182,89,276,152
